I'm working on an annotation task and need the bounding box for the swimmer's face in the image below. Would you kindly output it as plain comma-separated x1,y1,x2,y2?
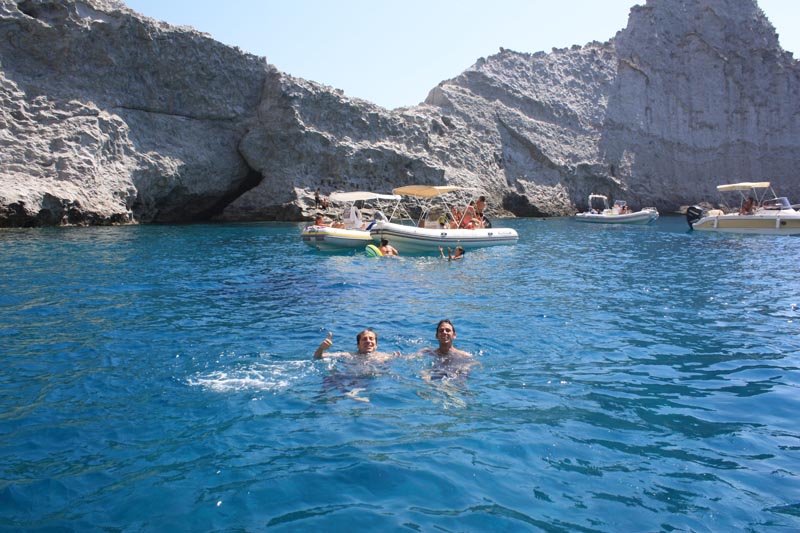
436,322,456,343
357,331,377,353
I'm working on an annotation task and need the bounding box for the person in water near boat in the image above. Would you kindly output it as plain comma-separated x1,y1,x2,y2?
315,329,397,403
430,319,470,357
313,329,395,362
379,239,399,256
439,246,465,261
416,319,476,382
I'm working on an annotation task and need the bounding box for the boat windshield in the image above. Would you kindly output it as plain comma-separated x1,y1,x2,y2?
762,197,792,210
588,195,609,212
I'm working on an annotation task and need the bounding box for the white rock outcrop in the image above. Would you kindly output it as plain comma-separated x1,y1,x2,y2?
0,0,798,226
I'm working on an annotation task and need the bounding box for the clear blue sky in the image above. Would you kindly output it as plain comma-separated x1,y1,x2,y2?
123,0,799,110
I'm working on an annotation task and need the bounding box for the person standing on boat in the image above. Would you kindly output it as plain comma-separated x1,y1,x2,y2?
379,239,399,256
313,329,395,362
475,196,491,228
475,196,486,217
461,201,477,228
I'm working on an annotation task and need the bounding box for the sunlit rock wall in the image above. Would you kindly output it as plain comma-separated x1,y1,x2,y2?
0,0,798,226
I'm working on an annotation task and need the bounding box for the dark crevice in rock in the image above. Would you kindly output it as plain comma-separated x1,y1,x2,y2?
16,1,68,23
194,167,264,221
502,191,546,217
114,105,239,122
17,1,40,19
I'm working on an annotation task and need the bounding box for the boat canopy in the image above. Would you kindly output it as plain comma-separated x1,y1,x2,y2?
716,182,770,192
392,185,474,198
329,191,401,202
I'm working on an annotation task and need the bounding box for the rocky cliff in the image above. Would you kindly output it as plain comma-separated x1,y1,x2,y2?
0,0,798,226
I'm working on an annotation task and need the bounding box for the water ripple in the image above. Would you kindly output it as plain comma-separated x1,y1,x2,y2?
1,218,800,530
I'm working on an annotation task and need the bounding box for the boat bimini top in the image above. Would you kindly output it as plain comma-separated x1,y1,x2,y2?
715,182,771,192
329,191,401,203
391,185,474,198
716,182,774,202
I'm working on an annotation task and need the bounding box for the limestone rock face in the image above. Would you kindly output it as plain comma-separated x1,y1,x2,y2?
0,0,266,225
604,0,800,208
0,0,798,226
422,0,800,213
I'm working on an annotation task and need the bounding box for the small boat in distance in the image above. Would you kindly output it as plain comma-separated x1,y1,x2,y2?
368,185,519,253
301,191,400,251
574,194,659,225
686,182,800,235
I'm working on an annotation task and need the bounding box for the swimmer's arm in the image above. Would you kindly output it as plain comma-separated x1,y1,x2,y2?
313,332,334,358
404,348,432,359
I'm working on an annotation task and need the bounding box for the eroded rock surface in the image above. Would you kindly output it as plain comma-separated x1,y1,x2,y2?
0,0,797,226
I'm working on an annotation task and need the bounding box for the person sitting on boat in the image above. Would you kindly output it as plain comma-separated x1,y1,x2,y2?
449,206,462,229
439,246,465,261
740,196,755,215
379,239,399,256
460,202,477,228
314,214,331,226
313,329,396,363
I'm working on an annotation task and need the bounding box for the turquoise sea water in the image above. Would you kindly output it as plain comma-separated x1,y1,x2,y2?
1,216,799,531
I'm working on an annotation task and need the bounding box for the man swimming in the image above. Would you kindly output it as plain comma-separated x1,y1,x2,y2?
313,329,394,363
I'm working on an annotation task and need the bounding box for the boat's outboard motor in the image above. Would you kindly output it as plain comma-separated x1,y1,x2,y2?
686,205,704,229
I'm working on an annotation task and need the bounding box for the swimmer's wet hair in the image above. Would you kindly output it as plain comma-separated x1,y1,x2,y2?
356,328,377,344
436,319,455,335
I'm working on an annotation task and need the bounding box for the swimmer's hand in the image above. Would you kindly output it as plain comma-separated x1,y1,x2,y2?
314,331,334,358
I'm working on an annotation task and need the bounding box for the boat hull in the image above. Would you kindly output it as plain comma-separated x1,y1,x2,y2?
369,221,518,253
301,225,373,251
690,214,800,235
574,209,659,225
